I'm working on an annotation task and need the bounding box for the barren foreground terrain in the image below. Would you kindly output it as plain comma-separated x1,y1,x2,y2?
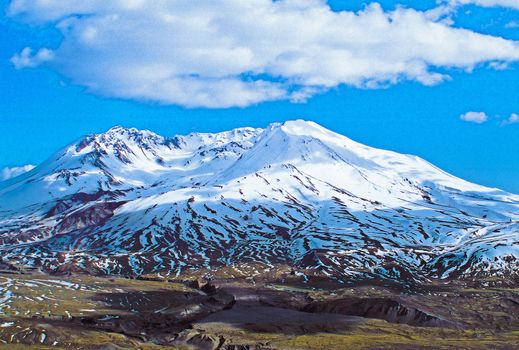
0,267,517,349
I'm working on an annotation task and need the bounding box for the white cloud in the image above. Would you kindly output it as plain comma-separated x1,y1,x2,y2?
10,47,54,69
502,112,519,125
0,165,35,181
460,111,488,123
8,0,519,108
446,0,519,9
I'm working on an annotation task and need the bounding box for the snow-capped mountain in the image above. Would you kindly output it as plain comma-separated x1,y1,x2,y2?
0,120,518,283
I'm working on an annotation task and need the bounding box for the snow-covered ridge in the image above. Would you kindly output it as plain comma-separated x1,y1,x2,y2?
0,120,517,283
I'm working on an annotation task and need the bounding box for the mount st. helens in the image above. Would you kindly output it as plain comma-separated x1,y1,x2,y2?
0,120,517,285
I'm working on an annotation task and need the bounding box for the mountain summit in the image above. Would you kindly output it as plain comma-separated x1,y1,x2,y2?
0,120,518,284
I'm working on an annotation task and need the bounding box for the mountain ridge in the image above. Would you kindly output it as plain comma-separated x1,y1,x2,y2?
0,120,517,286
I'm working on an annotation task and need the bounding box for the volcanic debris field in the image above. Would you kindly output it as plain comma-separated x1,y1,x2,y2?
0,266,516,349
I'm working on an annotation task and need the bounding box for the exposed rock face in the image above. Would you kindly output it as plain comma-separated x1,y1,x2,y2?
302,297,459,328
56,201,125,233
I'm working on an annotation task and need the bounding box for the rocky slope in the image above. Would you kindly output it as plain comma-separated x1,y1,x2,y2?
0,120,517,284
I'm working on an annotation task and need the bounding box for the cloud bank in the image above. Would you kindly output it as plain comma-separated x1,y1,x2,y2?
8,0,519,108
447,0,519,9
0,165,35,181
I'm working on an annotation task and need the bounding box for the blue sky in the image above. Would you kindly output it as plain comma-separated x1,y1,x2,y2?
1,0,519,192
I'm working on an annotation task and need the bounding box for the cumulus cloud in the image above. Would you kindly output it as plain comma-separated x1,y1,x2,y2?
460,111,488,123
502,112,519,125
11,47,54,69
0,165,35,181
8,0,519,107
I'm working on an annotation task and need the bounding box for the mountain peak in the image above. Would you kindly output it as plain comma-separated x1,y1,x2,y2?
281,119,321,129
100,125,162,141
274,119,348,142
72,125,166,155
266,119,324,134
106,125,129,133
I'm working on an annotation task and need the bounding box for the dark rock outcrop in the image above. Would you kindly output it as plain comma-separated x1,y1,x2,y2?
302,297,460,328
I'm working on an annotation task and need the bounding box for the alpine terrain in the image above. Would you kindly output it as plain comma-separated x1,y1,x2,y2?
0,120,518,286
